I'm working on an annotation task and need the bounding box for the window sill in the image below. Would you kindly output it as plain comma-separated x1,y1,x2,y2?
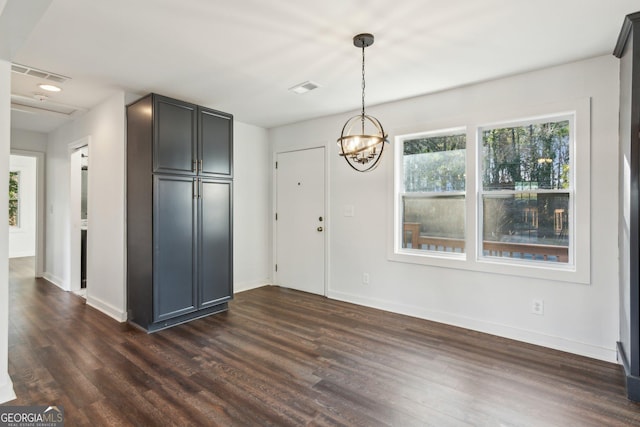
388,249,588,285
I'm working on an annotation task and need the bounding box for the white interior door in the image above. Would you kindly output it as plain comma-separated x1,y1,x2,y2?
276,147,325,295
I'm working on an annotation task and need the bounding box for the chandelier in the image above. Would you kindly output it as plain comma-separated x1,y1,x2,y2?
337,33,388,172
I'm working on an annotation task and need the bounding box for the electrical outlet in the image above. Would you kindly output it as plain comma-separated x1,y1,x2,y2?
362,273,370,285
531,299,544,315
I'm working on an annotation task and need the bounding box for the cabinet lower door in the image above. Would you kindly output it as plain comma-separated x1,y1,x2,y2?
153,175,197,321
199,179,232,308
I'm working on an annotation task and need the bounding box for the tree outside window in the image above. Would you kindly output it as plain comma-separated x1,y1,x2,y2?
9,171,19,227
480,117,571,263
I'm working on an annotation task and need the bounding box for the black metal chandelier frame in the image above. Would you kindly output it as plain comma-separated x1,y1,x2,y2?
337,33,388,172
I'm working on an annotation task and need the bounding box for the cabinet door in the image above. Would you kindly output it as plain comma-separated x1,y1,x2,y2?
199,108,233,177
154,96,197,175
199,179,233,308
153,175,197,321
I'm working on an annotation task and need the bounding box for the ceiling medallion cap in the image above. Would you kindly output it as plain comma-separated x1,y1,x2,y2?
353,33,374,48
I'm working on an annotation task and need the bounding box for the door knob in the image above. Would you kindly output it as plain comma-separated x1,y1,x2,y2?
317,226,323,232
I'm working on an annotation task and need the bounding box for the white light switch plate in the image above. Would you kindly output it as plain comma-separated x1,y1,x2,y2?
344,205,355,217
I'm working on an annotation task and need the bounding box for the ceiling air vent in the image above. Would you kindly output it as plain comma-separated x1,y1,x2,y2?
11,63,70,84
10,94,86,118
289,80,321,94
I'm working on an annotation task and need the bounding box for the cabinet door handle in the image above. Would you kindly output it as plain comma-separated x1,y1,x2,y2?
198,179,202,199
192,160,197,172
198,159,203,173
193,180,198,199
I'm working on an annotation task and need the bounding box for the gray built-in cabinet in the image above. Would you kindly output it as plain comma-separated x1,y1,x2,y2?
127,93,233,332
615,11,640,401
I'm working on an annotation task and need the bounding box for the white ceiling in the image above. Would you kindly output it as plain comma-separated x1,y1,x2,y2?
6,0,640,133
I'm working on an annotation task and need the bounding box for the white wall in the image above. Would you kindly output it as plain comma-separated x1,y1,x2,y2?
9,155,36,257
233,122,272,292
42,129,68,288
269,55,620,362
0,59,16,403
0,0,52,403
45,92,126,321
10,128,47,152
43,92,273,320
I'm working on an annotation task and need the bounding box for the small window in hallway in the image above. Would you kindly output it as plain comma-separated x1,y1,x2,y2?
9,171,20,227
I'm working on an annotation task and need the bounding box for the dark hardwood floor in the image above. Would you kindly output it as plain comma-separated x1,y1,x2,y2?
3,257,640,426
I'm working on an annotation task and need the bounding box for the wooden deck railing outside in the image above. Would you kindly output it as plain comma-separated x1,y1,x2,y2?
403,223,568,262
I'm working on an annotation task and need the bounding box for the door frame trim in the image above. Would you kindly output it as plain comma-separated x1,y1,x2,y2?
68,136,91,294
273,143,330,296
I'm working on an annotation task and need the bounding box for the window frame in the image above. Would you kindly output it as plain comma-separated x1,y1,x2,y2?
389,98,590,284
478,113,574,267
396,126,467,260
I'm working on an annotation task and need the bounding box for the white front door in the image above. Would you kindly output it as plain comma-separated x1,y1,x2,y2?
275,147,325,295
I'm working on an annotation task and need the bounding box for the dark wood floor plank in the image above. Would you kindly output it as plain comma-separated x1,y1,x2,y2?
83,366,167,426
3,258,640,426
82,399,136,427
35,345,103,408
142,386,212,427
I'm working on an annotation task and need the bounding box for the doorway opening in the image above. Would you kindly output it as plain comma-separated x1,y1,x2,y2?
8,150,45,278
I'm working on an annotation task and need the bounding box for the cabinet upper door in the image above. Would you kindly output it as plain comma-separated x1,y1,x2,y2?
153,95,197,175
199,108,233,177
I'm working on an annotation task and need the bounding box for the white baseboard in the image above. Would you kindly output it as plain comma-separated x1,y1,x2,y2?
328,289,617,363
41,274,126,322
9,251,35,259
0,373,16,404
86,296,127,322
42,272,67,291
234,279,271,294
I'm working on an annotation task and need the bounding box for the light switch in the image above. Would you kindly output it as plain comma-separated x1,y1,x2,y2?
344,205,355,217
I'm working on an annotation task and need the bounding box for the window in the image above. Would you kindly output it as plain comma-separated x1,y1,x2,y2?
398,129,466,255
9,171,19,227
391,98,589,283
480,116,572,264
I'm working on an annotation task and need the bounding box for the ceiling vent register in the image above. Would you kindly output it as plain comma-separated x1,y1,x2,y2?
11,63,70,84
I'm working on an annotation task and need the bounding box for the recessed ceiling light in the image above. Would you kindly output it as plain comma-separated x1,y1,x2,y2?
38,84,62,92
289,81,321,94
